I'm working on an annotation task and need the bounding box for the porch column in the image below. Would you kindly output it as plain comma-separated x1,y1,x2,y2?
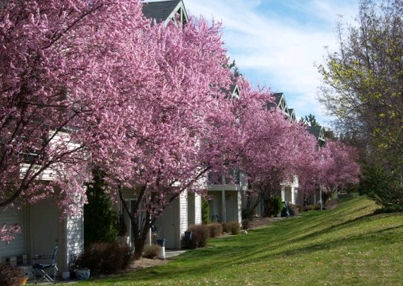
291,187,295,205
145,227,152,246
237,191,242,224
221,188,227,222
281,186,285,201
319,188,323,209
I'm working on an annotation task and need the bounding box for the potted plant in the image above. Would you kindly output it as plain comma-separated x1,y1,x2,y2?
69,256,90,281
75,268,91,281
0,262,26,286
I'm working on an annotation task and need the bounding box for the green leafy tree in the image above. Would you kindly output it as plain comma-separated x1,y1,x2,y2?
84,169,119,247
359,164,403,212
201,198,211,224
318,0,403,209
318,0,403,171
300,114,319,127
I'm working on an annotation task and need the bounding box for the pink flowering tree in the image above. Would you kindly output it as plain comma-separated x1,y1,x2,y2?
0,0,153,242
233,82,319,216
319,140,361,197
297,138,360,206
0,1,108,214
81,7,239,257
0,223,21,244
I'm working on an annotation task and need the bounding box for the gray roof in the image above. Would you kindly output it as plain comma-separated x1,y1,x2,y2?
267,92,285,110
142,0,182,23
308,125,325,142
272,92,284,105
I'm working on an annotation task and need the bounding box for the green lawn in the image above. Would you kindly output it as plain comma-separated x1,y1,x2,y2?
76,196,403,285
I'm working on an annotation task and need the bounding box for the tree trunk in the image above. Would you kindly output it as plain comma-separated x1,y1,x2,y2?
133,233,146,260
246,192,262,219
132,213,152,260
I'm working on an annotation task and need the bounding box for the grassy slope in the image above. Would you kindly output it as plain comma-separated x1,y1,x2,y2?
82,196,403,286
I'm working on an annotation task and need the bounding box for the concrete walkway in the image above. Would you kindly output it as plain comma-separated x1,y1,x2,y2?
165,250,187,259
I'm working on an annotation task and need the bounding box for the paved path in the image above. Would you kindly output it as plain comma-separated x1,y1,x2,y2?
165,250,187,259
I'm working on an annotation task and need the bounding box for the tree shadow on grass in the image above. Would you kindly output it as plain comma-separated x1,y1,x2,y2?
86,199,400,285
112,223,403,285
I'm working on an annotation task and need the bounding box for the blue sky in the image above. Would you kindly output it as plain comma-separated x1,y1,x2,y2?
183,0,361,126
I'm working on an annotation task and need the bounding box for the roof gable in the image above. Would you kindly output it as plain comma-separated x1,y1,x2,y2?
287,108,296,122
308,125,326,145
267,92,288,111
220,84,240,100
142,0,189,26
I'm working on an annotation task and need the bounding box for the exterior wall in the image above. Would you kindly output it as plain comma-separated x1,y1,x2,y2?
65,215,84,272
0,198,83,275
208,190,242,223
208,192,222,221
0,206,27,260
28,198,71,275
154,192,188,250
225,192,240,223
29,199,59,256
282,186,293,204
187,192,202,225
120,187,195,250
242,193,263,217
207,169,247,223
178,191,188,247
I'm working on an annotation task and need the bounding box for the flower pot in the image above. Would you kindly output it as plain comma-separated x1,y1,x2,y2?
62,271,70,280
75,269,90,280
19,277,28,285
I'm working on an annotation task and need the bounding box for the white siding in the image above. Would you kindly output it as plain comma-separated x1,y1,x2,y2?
187,191,202,225
179,191,188,244
0,207,26,260
66,214,83,271
154,190,189,250
194,193,202,224
19,163,55,181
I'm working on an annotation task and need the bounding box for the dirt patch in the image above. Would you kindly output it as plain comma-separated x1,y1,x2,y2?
325,199,339,210
129,258,169,270
248,216,284,229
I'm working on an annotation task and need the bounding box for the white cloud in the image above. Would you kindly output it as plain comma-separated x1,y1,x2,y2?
184,0,360,126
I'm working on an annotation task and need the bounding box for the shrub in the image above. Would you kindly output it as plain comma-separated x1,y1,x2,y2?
241,219,250,230
359,165,403,212
142,244,161,259
228,221,241,235
187,224,210,248
293,204,304,213
0,263,22,286
207,223,223,238
305,204,322,211
289,204,299,216
263,196,284,217
221,222,230,233
313,204,321,210
304,205,314,211
76,242,132,275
